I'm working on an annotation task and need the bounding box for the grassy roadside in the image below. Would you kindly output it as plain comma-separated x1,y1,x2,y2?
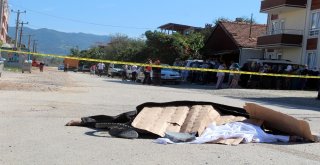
3,67,21,72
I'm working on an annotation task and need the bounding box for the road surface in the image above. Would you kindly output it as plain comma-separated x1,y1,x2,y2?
1,68,319,165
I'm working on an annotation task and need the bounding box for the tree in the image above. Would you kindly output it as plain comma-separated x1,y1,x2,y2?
200,24,215,42
104,34,146,62
69,47,81,57
186,32,205,59
145,31,187,64
214,16,257,25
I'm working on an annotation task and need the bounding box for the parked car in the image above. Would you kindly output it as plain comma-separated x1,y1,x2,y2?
107,64,124,77
135,65,182,84
58,64,64,70
181,60,203,81
159,66,182,84
78,65,90,72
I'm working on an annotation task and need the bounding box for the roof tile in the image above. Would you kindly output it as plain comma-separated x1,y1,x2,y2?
220,21,266,48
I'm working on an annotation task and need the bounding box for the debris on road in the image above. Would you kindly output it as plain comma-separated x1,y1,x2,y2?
66,101,319,145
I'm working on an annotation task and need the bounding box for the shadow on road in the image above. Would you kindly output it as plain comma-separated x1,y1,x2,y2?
102,78,320,111
103,78,216,90
231,96,320,112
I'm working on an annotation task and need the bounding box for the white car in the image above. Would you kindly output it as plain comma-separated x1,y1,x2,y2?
135,65,182,84
107,64,124,77
159,67,182,84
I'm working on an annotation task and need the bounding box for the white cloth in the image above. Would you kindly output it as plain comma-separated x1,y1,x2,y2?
97,63,105,70
131,65,137,72
155,122,289,145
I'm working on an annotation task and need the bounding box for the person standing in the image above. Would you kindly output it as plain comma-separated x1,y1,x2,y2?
216,63,226,89
97,62,105,77
229,68,240,88
39,62,45,72
122,65,128,81
143,59,152,85
90,64,97,75
152,59,161,86
131,65,138,82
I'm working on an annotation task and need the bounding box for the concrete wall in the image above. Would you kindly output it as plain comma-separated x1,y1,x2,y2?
278,9,306,32
282,47,303,64
239,48,264,66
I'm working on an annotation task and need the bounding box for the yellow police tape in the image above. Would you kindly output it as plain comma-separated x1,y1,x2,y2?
1,48,320,79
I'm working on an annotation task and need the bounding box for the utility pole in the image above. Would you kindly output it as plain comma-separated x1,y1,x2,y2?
249,13,253,38
32,40,37,52
25,34,33,60
11,10,26,49
26,34,33,51
18,21,28,48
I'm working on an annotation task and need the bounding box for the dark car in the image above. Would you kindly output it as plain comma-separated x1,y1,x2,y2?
78,65,90,72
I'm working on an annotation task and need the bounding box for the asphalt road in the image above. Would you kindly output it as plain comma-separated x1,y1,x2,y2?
0,68,319,165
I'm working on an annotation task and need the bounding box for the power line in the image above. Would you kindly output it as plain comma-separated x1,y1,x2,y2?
9,3,156,30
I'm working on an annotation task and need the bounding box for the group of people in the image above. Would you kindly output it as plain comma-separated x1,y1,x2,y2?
89,62,105,77
175,58,241,89
84,58,319,91
239,62,320,90
121,58,161,85
141,58,161,85
173,58,320,91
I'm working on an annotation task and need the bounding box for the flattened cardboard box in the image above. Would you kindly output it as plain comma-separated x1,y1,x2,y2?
132,102,316,144
131,105,220,137
244,103,315,141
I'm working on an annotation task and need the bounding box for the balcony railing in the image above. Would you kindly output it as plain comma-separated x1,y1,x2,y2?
309,29,320,37
257,29,303,47
264,29,304,36
261,0,307,12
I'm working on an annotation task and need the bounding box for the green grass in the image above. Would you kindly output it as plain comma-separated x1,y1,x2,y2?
4,67,21,72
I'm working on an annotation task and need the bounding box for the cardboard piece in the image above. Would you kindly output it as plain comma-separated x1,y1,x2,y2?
131,105,220,137
209,138,244,146
216,116,246,126
244,103,315,142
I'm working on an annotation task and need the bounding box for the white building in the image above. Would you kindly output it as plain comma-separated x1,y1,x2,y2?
257,0,320,70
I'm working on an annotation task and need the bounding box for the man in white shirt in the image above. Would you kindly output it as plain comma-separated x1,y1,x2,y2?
97,62,105,77
131,65,138,81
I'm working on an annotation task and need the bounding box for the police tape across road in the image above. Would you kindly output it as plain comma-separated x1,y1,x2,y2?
1,49,320,79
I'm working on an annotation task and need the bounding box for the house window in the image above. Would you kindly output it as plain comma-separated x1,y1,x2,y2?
306,52,317,69
270,19,285,35
309,12,320,36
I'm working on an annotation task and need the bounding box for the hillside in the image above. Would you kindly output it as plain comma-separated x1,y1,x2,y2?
8,27,110,55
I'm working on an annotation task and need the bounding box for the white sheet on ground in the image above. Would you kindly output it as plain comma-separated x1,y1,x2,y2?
155,122,290,145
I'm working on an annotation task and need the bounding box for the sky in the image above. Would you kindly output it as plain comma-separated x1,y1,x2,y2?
8,0,267,38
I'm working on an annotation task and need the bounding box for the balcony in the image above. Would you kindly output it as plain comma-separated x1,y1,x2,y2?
257,29,303,48
261,0,307,13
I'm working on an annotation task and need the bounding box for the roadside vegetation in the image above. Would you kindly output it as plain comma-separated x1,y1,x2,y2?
68,16,256,65
69,26,213,65
4,67,21,72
